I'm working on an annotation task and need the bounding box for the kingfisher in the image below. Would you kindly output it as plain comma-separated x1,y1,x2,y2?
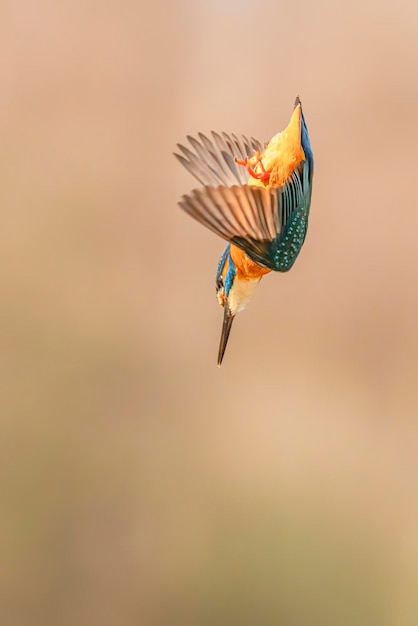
174,96,313,366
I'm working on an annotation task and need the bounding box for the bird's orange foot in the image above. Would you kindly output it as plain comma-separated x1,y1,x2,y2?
235,151,270,182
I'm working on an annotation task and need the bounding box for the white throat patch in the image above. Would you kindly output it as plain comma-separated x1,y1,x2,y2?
227,277,261,314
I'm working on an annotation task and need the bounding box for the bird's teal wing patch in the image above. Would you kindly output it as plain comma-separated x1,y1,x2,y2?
231,162,312,271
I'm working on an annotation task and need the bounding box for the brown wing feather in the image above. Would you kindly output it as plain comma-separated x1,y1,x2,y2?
178,184,280,243
174,132,264,187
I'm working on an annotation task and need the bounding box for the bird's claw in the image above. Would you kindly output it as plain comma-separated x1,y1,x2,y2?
235,151,270,182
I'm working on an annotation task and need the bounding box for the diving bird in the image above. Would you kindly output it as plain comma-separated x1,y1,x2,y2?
174,97,313,366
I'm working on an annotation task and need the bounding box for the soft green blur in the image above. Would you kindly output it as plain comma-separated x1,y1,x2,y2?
1,1,418,625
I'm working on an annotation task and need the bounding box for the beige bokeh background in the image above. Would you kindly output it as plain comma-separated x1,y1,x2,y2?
1,1,418,624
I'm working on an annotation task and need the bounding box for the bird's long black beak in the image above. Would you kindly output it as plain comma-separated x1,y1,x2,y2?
217,305,235,367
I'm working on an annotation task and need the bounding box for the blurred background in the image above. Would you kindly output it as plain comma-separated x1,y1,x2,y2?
1,0,418,624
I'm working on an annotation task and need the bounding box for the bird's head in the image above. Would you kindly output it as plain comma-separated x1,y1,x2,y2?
216,248,261,366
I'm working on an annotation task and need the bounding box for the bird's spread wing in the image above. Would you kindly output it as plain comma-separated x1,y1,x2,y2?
179,184,279,242
176,106,313,272
179,162,312,272
174,132,265,187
